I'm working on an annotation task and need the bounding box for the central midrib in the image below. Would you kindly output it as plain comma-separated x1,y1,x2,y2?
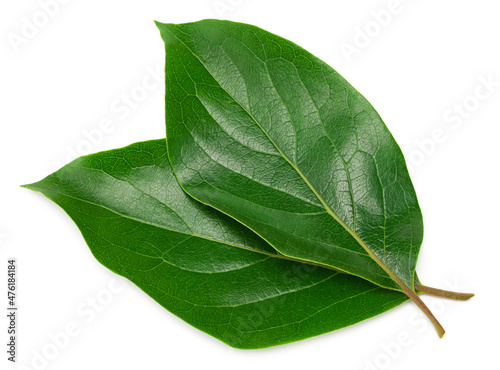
47,181,347,273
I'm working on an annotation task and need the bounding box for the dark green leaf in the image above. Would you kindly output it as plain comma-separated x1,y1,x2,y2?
23,139,408,349
158,19,422,295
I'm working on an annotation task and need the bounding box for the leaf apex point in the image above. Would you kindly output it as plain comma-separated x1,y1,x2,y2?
20,180,47,193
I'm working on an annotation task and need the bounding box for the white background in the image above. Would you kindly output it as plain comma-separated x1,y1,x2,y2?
1,0,499,369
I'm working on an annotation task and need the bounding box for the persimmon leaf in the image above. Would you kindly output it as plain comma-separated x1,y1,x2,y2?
159,19,421,292
23,139,408,349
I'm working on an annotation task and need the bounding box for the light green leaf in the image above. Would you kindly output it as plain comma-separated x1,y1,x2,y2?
23,139,408,349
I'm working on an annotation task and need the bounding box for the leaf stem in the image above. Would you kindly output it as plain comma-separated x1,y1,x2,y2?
415,284,474,301
394,282,445,338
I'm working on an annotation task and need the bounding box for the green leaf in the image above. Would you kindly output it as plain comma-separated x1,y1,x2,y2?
158,19,422,289
157,19,445,334
23,139,408,349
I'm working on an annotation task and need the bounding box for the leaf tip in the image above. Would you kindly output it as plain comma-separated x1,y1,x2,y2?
20,179,50,195
20,183,36,191
154,20,176,31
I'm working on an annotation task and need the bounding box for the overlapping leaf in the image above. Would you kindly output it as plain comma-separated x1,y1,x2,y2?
23,139,409,349
158,20,423,297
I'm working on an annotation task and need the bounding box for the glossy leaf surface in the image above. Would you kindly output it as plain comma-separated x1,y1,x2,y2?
158,19,423,293
24,139,408,349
